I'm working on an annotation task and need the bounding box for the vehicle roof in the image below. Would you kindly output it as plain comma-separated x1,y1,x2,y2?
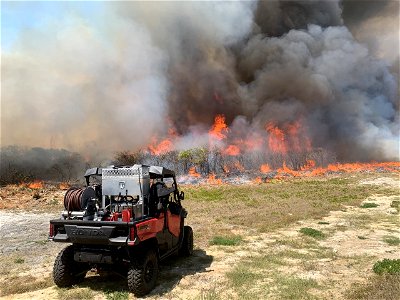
149,165,175,177
84,165,175,178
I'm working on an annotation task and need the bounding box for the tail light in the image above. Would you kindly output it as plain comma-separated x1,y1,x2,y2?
49,223,54,238
128,227,136,245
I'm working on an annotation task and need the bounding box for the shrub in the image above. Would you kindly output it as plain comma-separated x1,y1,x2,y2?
373,259,400,275
383,236,400,246
299,227,325,239
210,235,243,246
360,202,379,208
14,258,24,264
114,150,144,165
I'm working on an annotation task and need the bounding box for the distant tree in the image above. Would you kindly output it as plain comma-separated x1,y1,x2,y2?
114,150,144,166
178,148,208,174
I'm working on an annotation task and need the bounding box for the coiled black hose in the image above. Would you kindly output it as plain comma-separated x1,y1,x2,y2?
64,187,96,211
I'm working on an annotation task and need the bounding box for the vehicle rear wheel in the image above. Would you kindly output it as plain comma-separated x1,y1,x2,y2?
179,226,193,256
127,250,159,296
53,245,88,287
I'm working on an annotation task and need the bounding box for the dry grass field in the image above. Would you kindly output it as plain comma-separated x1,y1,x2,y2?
0,172,399,299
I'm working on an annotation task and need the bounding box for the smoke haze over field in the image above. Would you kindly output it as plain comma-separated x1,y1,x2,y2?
2,1,399,162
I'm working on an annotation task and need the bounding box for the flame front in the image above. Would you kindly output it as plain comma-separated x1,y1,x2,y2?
209,114,229,141
260,164,271,173
139,113,399,180
188,166,201,177
266,122,287,154
28,180,43,189
223,145,240,156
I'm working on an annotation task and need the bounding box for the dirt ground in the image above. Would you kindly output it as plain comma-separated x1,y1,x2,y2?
0,175,398,299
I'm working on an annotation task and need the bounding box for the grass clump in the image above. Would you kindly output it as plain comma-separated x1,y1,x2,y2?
318,221,330,225
14,258,24,264
299,227,326,239
58,287,94,300
390,200,399,213
104,290,129,300
226,265,261,287
276,275,318,299
383,235,400,246
0,275,52,296
196,286,220,300
373,259,400,275
210,235,243,246
347,274,400,300
360,202,379,208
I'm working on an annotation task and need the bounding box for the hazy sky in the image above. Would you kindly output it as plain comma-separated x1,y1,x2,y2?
2,1,104,50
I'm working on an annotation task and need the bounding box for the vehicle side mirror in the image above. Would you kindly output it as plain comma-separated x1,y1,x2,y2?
179,191,184,201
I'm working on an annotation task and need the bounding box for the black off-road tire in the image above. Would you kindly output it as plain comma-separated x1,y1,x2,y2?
53,245,87,287
127,250,159,297
179,226,193,257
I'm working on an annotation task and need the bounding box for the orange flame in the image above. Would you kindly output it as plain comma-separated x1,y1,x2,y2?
265,120,311,154
234,161,245,172
28,180,43,189
260,164,271,173
207,173,223,185
300,160,316,171
148,138,173,155
253,177,263,184
277,162,300,177
188,167,201,177
223,145,240,156
148,127,177,155
244,135,263,150
271,161,400,179
209,114,229,140
266,122,287,154
59,182,70,190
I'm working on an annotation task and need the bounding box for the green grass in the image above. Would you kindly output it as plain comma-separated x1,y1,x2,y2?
299,227,326,239
184,176,397,245
226,261,318,300
318,221,330,225
226,265,262,287
383,236,400,246
14,258,24,264
275,275,318,299
360,202,379,208
210,235,243,246
104,290,129,300
373,259,400,275
33,240,48,245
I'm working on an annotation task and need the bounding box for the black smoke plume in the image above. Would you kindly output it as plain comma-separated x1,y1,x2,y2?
2,0,399,164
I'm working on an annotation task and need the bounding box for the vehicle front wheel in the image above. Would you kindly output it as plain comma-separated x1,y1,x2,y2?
179,226,193,256
127,250,159,296
53,245,87,287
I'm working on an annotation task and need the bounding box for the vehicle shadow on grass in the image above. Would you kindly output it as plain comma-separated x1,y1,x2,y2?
79,249,213,297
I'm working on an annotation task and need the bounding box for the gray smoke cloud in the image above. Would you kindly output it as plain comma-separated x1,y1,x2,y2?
1,0,399,162
2,9,169,157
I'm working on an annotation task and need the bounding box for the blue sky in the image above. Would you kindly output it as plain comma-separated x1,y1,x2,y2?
1,1,105,51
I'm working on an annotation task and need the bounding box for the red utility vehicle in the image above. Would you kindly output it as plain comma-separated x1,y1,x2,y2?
49,165,193,296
